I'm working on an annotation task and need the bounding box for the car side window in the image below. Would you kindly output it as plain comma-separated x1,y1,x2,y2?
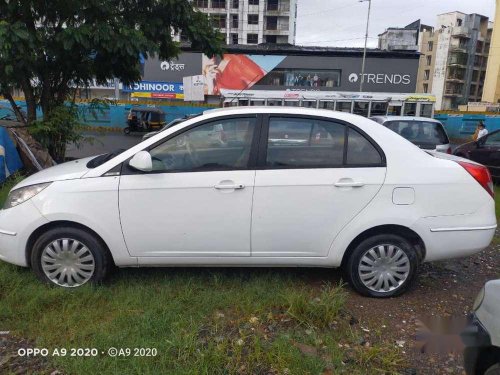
484,131,500,147
149,117,256,172
346,127,383,166
266,117,345,167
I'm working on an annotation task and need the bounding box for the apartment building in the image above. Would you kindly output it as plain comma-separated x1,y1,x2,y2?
189,0,298,45
416,12,491,110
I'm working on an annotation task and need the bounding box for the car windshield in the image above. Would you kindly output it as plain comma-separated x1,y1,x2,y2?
384,120,449,145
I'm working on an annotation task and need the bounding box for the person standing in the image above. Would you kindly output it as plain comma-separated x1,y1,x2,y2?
472,121,488,141
477,121,489,140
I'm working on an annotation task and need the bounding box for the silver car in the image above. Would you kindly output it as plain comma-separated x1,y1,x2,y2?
462,280,500,375
370,116,451,154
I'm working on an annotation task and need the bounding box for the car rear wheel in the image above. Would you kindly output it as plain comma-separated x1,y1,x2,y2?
344,234,419,298
31,227,111,288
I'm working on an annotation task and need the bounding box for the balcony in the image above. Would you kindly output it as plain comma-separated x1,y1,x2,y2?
451,26,471,38
266,1,290,15
450,45,468,53
448,57,468,67
264,23,290,35
444,89,463,97
446,75,465,83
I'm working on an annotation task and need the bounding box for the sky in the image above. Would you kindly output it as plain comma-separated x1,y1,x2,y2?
296,0,496,48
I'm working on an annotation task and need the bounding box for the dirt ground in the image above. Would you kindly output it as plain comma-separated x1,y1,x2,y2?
344,239,500,375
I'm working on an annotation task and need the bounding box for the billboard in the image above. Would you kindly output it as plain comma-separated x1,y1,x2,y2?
202,54,286,95
123,81,184,99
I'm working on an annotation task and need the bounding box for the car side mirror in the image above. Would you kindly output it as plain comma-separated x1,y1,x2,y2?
129,151,153,172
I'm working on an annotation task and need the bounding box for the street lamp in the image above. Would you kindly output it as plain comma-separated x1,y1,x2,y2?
359,0,372,92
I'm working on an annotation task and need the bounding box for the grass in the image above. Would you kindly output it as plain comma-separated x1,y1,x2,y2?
0,266,404,375
0,175,403,374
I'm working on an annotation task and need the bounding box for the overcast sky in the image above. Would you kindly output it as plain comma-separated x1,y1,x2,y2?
296,0,496,48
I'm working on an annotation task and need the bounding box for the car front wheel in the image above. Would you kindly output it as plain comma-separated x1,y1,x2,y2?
31,227,111,288
344,234,419,298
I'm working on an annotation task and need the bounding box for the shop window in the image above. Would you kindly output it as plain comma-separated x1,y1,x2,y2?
257,69,341,88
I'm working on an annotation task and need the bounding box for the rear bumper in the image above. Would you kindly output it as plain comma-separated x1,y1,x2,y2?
411,201,496,262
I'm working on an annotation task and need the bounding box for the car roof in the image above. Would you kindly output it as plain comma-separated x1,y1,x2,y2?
203,106,372,123
370,115,441,124
130,107,165,114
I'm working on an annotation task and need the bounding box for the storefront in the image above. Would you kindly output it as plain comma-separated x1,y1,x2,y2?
129,45,420,103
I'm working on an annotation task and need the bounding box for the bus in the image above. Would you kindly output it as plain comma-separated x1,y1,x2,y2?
220,90,436,118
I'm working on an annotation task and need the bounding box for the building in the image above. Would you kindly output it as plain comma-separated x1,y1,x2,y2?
482,0,500,104
188,0,298,45
416,12,491,111
378,20,428,52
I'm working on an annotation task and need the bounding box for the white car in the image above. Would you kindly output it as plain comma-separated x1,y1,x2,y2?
0,107,496,297
370,116,452,154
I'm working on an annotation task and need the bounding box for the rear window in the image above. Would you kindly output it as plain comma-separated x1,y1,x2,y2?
384,120,449,145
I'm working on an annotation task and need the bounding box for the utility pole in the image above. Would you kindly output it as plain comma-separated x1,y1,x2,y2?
359,0,372,92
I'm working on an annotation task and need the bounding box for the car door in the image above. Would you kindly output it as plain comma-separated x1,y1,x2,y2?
119,115,260,257
469,130,500,179
251,115,386,257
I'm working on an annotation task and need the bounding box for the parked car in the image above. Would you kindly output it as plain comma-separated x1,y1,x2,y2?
142,114,202,141
370,116,451,154
462,280,500,375
454,129,500,180
0,108,496,297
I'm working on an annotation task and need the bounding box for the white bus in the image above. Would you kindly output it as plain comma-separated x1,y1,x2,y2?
221,90,436,118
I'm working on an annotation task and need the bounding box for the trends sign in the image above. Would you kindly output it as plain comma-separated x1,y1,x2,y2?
348,73,412,85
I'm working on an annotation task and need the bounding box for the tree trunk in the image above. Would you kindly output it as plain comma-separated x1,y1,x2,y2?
20,78,37,123
1,120,55,170
1,91,26,124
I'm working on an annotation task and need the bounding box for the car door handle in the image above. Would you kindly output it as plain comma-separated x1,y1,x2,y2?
214,183,245,190
334,181,365,188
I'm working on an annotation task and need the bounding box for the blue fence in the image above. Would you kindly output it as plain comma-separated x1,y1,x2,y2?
435,113,500,141
2,100,500,141
0,100,214,129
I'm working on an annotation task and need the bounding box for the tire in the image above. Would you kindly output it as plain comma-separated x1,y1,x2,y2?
486,364,500,375
123,127,131,135
344,234,419,298
31,227,111,288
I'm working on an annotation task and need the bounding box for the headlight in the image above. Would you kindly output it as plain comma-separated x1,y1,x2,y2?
3,182,52,209
472,287,485,312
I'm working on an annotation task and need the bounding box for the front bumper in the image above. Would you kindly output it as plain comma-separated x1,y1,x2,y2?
0,201,48,267
461,314,493,375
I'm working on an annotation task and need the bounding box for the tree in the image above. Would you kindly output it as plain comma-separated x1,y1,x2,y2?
0,0,223,152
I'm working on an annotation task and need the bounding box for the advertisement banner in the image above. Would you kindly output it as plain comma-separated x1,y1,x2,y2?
202,54,286,95
183,75,205,102
124,81,184,99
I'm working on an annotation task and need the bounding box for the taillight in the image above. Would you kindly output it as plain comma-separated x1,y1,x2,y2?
457,161,494,198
